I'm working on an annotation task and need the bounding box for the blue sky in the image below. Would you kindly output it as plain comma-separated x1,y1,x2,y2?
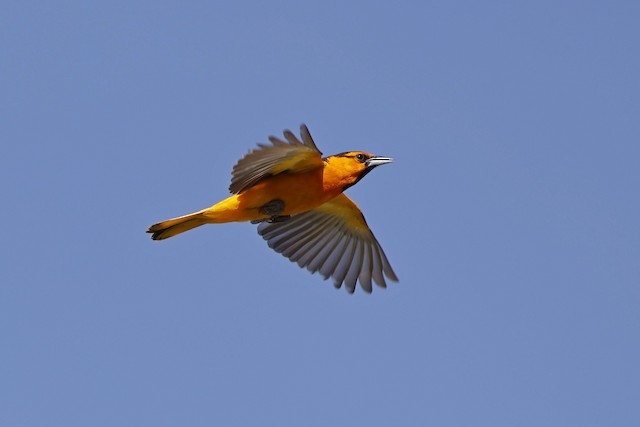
2,1,639,426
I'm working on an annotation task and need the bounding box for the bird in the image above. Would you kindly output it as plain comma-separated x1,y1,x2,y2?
147,124,397,293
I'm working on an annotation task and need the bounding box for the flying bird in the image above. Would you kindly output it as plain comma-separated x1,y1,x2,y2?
147,124,397,293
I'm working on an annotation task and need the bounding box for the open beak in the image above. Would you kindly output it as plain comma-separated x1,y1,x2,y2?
366,156,394,167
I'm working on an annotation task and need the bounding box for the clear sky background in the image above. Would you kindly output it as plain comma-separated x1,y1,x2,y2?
2,1,639,426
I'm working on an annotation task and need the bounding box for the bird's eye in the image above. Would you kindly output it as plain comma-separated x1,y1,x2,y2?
355,153,367,163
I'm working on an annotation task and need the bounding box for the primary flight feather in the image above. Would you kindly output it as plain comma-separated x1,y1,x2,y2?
147,124,397,293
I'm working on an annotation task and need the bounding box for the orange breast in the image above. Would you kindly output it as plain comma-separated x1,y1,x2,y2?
203,167,348,223
239,168,340,215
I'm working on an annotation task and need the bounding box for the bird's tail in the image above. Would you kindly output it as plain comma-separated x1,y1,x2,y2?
147,211,207,240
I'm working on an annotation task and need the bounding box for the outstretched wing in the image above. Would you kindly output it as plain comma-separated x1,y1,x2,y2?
229,124,323,194
257,194,398,293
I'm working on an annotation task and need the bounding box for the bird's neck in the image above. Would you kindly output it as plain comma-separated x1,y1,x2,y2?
322,157,362,194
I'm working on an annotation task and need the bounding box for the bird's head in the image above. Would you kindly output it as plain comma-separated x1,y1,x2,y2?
324,151,394,191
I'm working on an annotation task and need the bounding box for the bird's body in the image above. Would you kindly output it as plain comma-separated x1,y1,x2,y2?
209,167,339,222
148,124,397,293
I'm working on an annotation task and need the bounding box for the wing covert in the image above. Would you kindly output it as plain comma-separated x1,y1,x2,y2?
229,124,323,194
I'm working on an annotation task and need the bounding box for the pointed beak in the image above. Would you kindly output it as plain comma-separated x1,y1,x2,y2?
366,156,394,167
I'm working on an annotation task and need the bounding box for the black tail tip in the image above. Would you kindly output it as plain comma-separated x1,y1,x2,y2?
146,226,164,240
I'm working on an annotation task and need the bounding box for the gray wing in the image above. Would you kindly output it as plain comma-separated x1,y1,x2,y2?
229,124,323,194
257,202,398,293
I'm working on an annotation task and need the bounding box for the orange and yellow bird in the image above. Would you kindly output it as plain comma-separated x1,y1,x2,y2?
147,124,397,293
